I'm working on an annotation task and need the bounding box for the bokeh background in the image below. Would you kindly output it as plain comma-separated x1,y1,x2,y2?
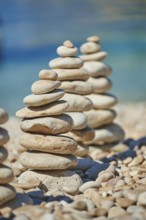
0,0,146,115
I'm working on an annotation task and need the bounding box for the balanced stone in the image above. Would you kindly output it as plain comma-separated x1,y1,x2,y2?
0,127,9,145
55,68,89,81
87,35,100,42
20,151,77,170
31,80,61,95
20,114,73,134
39,69,58,80
74,144,89,157
80,51,107,61
82,61,112,77
62,93,93,112
80,42,101,54
66,112,87,130
0,108,8,125
16,100,69,119
23,89,65,107
19,132,77,154
49,57,83,69
57,45,78,57
65,127,95,142
18,170,83,193
85,109,116,128
0,146,8,163
87,123,125,144
60,81,93,95
87,77,112,93
0,185,16,206
0,164,14,184
86,94,117,109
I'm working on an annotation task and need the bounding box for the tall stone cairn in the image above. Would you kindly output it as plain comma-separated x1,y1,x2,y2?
16,70,78,171
80,36,125,145
0,108,16,206
49,40,95,157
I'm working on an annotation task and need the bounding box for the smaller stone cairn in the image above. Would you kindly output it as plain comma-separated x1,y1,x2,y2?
16,70,83,194
49,40,95,157
80,36,125,146
0,108,16,206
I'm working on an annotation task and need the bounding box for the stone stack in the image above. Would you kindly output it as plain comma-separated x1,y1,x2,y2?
80,36,125,146
0,108,16,206
16,70,79,171
49,40,95,157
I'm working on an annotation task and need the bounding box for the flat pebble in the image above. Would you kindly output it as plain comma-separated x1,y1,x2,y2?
0,127,9,145
0,108,8,124
55,68,89,81
0,146,8,163
39,69,58,80
137,192,146,205
49,57,83,69
87,77,112,93
80,51,107,61
108,206,126,218
79,181,101,193
66,112,87,130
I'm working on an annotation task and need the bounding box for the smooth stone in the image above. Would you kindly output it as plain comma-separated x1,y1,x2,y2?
127,205,146,214
49,57,83,69
60,80,93,95
87,123,125,145
66,112,87,130
116,197,134,208
62,93,93,112
0,108,8,125
31,80,61,95
18,170,83,192
1,193,33,209
16,100,69,119
123,189,143,202
39,69,58,80
19,132,77,154
87,35,100,42
74,144,89,157
87,77,112,93
0,146,8,163
0,185,16,206
40,214,55,220
65,127,95,142
108,206,126,218
79,181,101,193
86,94,117,109
57,45,78,57
20,151,77,170
20,114,73,134
63,40,74,47
137,192,146,205
0,164,14,184
54,68,89,81
23,89,65,107
80,42,101,54
85,109,116,128
13,214,31,220
80,51,107,61
82,61,112,77
85,163,109,180
0,127,9,145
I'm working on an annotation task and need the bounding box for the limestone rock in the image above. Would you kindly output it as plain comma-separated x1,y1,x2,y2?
16,100,69,119
85,109,116,128
86,94,117,109
82,62,112,77
23,89,64,107
49,57,83,69
0,146,8,163
60,81,93,95
80,51,107,61
87,77,112,93
66,112,87,130
80,42,101,54
20,114,73,134
62,93,93,112
0,164,14,184
39,69,58,80
31,80,61,95
57,45,78,57
55,68,89,81
20,151,78,170
19,132,77,154
66,127,95,142
18,170,83,193
0,127,9,145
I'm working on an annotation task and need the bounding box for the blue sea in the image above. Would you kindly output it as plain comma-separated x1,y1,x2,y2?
0,0,146,115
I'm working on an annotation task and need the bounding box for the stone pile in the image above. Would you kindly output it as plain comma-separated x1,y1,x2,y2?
16,70,83,193
49,40,95,157
80,35,125,146
0,108,16,206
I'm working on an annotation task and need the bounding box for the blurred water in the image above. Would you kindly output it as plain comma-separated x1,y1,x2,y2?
0,0,146,115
